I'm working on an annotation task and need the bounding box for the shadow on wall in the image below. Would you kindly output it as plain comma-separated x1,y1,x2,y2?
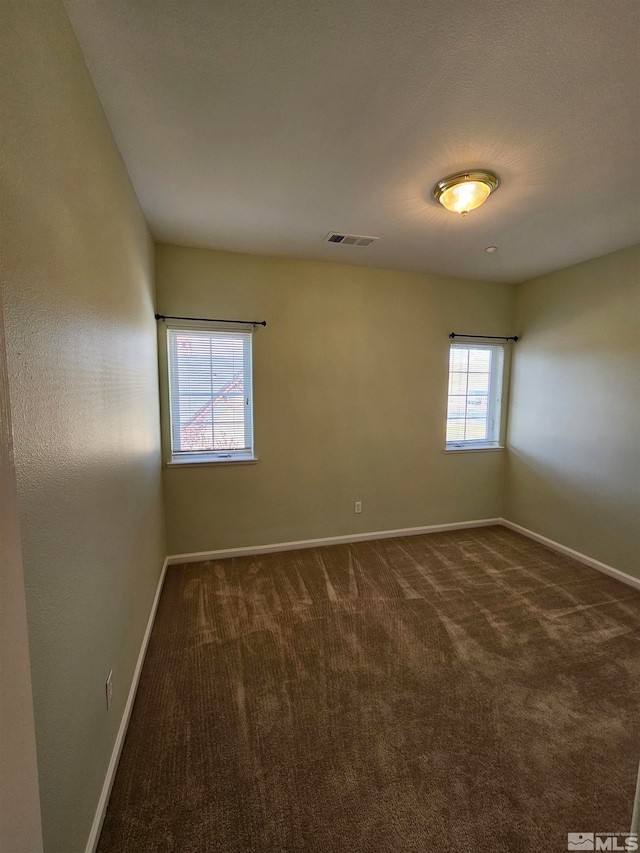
504,445,639,576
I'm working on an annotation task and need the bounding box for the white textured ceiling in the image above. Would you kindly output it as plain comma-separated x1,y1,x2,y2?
64,0,640,282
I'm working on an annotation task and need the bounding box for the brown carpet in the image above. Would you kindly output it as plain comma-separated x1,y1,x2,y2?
98,526,640,853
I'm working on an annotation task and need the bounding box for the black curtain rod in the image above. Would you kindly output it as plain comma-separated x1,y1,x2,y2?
449,332,518,342
155,313,266,327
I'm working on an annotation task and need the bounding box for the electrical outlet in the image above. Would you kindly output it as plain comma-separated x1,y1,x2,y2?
106,670,113,710
354,501,362,514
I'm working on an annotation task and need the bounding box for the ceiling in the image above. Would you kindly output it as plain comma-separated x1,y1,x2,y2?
64,0,640,282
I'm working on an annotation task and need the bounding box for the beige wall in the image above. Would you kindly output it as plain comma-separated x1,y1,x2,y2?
505,245,640,578
1,1,165,851
0,300,43,852
156,245,515,555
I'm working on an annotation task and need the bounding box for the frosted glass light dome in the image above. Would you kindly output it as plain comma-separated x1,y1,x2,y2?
433,170,499,216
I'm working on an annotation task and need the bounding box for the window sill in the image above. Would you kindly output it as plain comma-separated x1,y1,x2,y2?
166,456,259,468
444,444,504,453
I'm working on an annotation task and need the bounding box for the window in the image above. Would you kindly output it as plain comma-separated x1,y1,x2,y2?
167,326,255,463
445,341,504,450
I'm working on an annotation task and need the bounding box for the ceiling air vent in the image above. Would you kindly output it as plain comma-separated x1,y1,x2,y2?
325,232,379,247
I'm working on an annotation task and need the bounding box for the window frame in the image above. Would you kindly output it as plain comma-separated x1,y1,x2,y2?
165,322,257,466
444,340,505,452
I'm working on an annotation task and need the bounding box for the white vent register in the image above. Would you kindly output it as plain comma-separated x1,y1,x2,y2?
324,232,379,247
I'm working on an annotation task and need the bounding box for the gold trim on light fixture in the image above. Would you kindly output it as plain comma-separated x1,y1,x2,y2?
433,170,499,216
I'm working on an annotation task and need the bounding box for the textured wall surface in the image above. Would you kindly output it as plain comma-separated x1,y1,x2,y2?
0,303,43,851
156,245,515,555
505,245,640,577
1,1,165,850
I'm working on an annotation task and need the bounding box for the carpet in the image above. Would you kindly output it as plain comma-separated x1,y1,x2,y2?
97,526,640,852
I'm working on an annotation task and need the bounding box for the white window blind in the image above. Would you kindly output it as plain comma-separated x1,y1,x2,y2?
167,326,254,462
446,341,504,449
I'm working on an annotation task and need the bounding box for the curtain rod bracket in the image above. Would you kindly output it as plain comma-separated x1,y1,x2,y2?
155,314,266,327
449,332,518,342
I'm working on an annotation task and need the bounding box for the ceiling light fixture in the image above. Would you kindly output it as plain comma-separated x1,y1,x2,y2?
433,170,499,216
485,246,497,253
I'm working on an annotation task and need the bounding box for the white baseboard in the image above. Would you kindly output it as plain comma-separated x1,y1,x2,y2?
500,518,640,592
167,518,501,564
85,557,169,853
